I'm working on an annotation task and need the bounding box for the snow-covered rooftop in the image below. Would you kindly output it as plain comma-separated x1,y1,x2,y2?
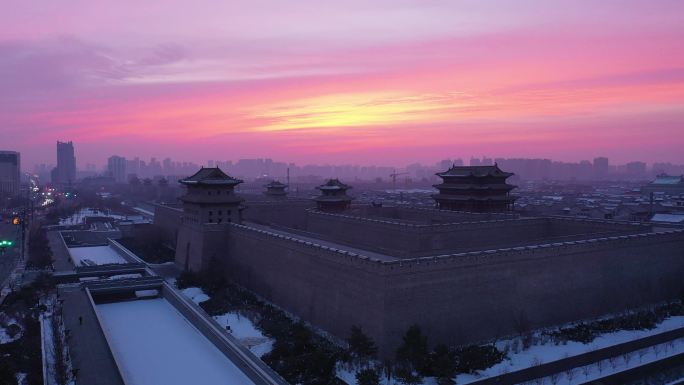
97,299,256,385
651,213,684,224
68,246,127,266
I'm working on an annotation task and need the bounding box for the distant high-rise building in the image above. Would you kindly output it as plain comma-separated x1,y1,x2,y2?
0,151,20,197
54,141,76,186
107,155,127,183
625,161,647,178
593,157,609,179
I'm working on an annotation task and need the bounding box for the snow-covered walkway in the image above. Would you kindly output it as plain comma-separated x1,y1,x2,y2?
97,298,256,385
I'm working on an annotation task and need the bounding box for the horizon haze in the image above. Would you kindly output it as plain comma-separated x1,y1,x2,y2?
2,0,684,168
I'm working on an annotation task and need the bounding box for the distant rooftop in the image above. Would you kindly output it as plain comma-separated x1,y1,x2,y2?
436,164,513,178
651,213,684,224
317,178,351,191
179,167,243,186
651,174,684,185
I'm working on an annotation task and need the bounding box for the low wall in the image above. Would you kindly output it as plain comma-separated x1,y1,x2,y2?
223,223,684,356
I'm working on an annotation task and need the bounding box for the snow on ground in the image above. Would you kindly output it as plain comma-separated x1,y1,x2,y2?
67,246,127,266
456,315,684,384
97,298,256,385
59,208,126,225
534,337,684,385
338,337,684,385
336,316,684,385
110,274,143,280
0,320,21,344
213,313,273,357
15,372,26,385
181,287,210,304
180,287,274,357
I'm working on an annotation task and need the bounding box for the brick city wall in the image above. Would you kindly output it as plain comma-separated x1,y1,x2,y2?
242,200,314,229
305,211,649,257
152,203,183,246
222,224,684,356
351,205,518,224
223,224,388,344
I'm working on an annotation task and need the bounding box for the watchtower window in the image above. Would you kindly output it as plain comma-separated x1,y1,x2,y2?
208,211,213,216
218,210,222,215
208,219,213,223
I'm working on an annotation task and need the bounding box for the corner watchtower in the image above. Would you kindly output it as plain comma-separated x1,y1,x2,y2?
264,180,288,199
179,167,244,224
433,164,516,212
314,179,353,212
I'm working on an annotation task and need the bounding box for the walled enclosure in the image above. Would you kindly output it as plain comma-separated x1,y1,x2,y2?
163,201,684,357
222,225,684,356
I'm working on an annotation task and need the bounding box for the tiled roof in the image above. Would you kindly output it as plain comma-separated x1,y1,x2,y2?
179,167,243,186
436,164,513,178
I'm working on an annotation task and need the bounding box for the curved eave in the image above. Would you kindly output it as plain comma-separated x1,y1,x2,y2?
432,194,517,202
179,179,243,186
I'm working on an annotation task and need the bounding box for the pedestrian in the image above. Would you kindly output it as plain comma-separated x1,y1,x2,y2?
78,315,82,325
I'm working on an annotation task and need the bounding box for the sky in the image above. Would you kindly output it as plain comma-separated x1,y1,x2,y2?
2,0,684,169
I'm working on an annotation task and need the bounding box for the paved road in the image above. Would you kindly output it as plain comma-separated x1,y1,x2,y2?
60,286,125,385
48,231,75,271
0,221,20,287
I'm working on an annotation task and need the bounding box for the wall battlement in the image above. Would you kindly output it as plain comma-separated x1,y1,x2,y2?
229,223,683,274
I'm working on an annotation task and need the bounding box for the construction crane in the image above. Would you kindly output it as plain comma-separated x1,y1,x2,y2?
389,171,409,187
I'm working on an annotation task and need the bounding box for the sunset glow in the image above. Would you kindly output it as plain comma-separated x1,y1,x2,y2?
2,0,684,166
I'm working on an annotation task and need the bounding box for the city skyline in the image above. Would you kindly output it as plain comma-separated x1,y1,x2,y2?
2,1,684,168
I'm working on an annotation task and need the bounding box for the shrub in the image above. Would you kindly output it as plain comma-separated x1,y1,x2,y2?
356,368,380,385
454,344,505,374
347,325,378,362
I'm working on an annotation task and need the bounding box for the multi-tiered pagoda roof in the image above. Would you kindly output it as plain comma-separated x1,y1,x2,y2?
433,164,516,212
314,179,353,211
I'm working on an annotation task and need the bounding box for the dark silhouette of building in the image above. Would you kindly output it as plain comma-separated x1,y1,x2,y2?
0,151,20,198
314,179,353,211
263,180,288,199
432,164,516,212
55,141,76,186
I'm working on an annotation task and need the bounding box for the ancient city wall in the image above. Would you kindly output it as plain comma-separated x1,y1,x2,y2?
222,223,684,356
152,203,182,246
305,211,649,257
224,224,388,345
242,200,313,229
352,205,518,224
379,229,684,351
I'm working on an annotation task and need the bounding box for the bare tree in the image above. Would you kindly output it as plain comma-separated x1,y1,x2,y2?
622,351,633,367
608,356,618,370
565,367,576,382
638,348,647,363
581,365,591,379
549,371,561,385
596,360,604,374
653,344,662,358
